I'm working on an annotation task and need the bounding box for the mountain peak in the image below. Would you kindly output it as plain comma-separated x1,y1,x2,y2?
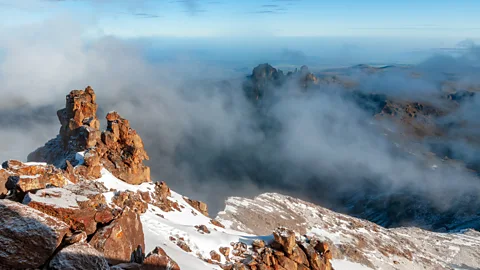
28,86,151,184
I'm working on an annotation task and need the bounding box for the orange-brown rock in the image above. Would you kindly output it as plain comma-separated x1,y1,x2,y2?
196,225,211,234
23,187,114,235
219,247,231,258
276,256,297,269
177,240,192,253
112,191,149,214
1,160,69,199
0,169,11,198
184,196,209,216
100,111,150,184
57,86,100,150
90,208,145,265
253,239,266,249
142,247,181,270
273,228,297,255
150,181,174,211
211,250,221,262
298,241,332,270
225,228,333,270
211,219,226,228
289,246,310,267
67,148,103,180
28,87,151,184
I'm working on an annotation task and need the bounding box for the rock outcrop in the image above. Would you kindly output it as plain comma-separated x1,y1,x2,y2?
89,208,145,264
0,199,70,269
0,160,69,200
217,192,480,270
57,86,101,152
29,87,151,184
0,87,190,269
141,247,181,270
23,186,114,235
28,87,100,169
221,228,332,270
184,196,209,216
99,111,151,184
244,64,320,101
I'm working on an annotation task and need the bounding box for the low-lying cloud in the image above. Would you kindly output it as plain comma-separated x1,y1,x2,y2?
1,17,480,229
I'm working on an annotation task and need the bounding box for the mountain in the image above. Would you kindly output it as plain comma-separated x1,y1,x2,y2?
239,63,480,231
1,85,480,270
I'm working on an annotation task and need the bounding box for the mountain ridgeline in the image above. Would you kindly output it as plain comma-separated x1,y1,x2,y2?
210,63,480,231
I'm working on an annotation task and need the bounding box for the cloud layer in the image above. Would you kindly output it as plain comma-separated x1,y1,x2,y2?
1,17,480,227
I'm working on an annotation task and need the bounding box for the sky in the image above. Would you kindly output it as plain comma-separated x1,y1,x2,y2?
1,0,480,40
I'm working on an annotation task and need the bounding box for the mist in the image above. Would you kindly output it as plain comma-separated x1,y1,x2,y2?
1,17,480,230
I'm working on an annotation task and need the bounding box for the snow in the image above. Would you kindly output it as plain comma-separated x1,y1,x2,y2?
97,168,152,193
23,162,48,166
92,165,480,270
23,188,87,209
308,226,353,245
96,167,266,269
19,174,41,179
75,152,85,165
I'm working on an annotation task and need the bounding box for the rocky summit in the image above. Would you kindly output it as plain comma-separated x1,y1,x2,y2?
28,86,150,184
1,86,480,270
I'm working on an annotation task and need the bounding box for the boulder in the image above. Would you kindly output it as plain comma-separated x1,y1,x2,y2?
210,250,221,262
142,247,180,270
225,229,333,270
149,181,174,211
273,228,297,255
298,242,332,270
276,255,297,269
219,247,231,258
252,239,266,249
23,187,114,235
184,196,209,216
1,160,68,195
0,169,10,198
48,242,110,270
196,225,211,234
112,191,149,214
289,246,310,267
90,208,145,264
210,219,226,228
0,199,69,269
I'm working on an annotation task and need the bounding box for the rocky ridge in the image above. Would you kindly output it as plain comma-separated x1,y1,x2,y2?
1,85,480,269
0,87,333,270
217,193,480,269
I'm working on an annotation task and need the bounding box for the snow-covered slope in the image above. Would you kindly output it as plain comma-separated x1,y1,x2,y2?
88,167,480,270
216,193,480,270
97,169,269,270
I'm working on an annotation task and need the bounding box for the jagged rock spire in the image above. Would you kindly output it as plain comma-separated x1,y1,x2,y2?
57,86,100,151
99,111,151,184
28,86,151,184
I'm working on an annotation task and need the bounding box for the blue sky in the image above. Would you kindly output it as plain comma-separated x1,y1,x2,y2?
1,0,480,40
